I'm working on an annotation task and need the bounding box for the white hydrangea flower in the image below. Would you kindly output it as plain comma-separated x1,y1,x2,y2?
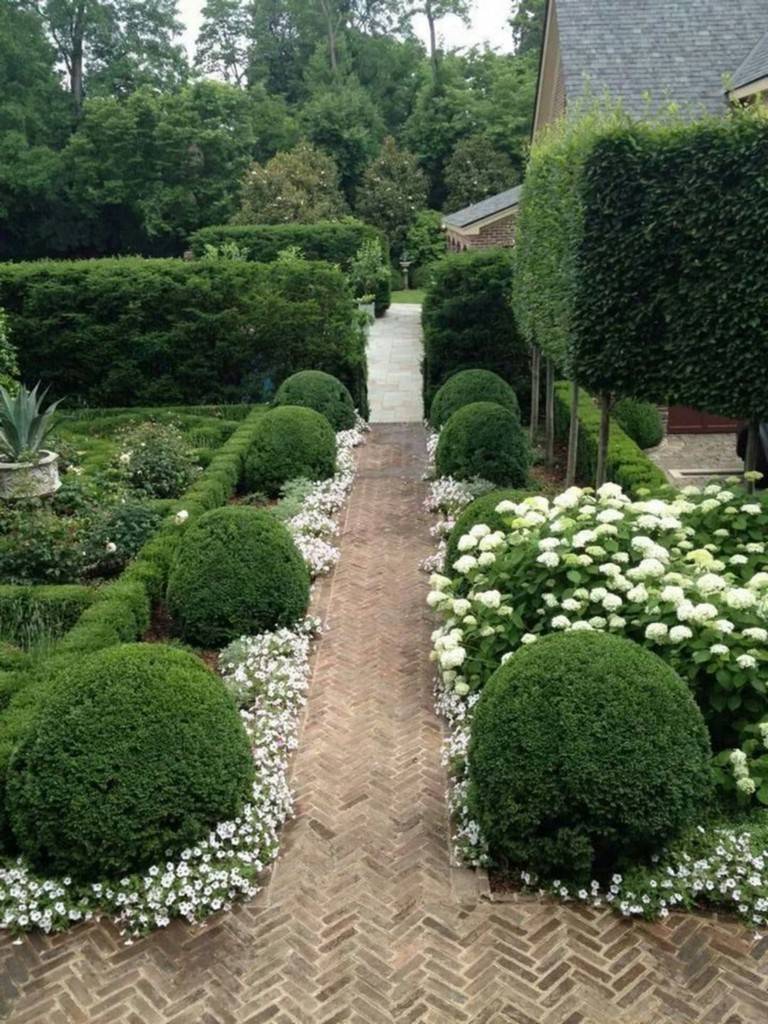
457,534,478,552
569,620,594,631
737,777,756,795
697,573,727,594
430,574,451,591
452,599,472,617
743,628,768,643
453,555,477,575
713,619,735,634
521,633,538,645
551,615,570,630
469,523,492,539
725,588,757,610
645,623,669,641
603,594,623,612
538,537,561,551
743,504,762,515
669,625,694,643
495,500,517,514
597,482,624,499
477,552,496,568
475,590,502,610
174,509,189,525
553,487,582,509
597,508,624,524
537,551,560,569
479,531,505,551
440,647,467,670
709,644,729,656
661,585,685,604
737,654,757,671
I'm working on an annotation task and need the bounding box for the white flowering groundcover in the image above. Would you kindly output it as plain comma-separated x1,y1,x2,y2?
424,433,768,930
0,422,367,938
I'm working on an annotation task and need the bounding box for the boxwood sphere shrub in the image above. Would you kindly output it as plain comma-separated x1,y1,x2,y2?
436,402,530,487
613,398,664,450
167,506,309,647
430,370,520,429
444,489,529,575
468,633,712,881
244,406,336,497
274,370,357,431
6,643,254,879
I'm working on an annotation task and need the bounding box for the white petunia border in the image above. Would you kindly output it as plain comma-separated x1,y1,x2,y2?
0,418,368,939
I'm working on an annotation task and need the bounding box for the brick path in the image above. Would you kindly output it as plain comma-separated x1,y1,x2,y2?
2,426,768,1023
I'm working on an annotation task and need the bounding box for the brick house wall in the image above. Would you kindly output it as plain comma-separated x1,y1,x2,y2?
445,211,517,252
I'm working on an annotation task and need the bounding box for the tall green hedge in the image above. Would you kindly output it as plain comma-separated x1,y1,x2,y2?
573,111,768,417
0,258,368,415
421,250,529,415
189,220,391,316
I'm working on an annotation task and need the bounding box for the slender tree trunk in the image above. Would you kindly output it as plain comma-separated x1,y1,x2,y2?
544,358,555,467
566,379,580,487
70,2,86,117
426,5,439,84
595,392,611,488
318,0,339,73
745,418,760,494
529,347,541,443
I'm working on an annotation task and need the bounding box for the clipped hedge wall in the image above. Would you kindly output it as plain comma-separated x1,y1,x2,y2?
553,382,668,495
422,250,530,415
0,258,368,415
189,220,391,316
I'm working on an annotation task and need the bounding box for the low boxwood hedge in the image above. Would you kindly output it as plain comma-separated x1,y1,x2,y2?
613,398,664,450
243,406,337,497
273,370,357,431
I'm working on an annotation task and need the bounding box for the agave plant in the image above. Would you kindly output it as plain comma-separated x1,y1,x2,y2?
0,382,61,463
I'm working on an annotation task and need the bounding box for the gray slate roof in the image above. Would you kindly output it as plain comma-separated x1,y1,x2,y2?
443,185,523,228
555,0,768,116
733,29,768,89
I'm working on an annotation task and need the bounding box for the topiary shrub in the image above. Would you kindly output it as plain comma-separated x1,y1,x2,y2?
444,489,530,575
243,406,336,497
436,402,530,487
468,632,712,881
430,369,520,429
613,398,664,450
167,506,309,647
6,643,254,879
274,370,356,431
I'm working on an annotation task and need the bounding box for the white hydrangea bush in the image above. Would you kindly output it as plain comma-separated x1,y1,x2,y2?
426,466,768,930
0,418,367,939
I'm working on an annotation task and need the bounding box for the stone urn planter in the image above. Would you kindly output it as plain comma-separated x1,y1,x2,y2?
0,449,60,499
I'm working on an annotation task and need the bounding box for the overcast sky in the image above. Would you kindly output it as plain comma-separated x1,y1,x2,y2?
177,1,515,57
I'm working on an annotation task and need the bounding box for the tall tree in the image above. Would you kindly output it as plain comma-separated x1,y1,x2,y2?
510,0,545,56
355,136,427,254
19,0,185,114
406,0,473,83
195,0,251,85
444,133,518,210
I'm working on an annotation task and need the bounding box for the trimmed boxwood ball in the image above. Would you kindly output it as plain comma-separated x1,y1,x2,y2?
274,370,357,431
436,402,530,487
244,405,336,497
430,369,520,429
468,633,712,882
167,506,309,647
613,398,664,450
444,489,529,575
6,643,254,880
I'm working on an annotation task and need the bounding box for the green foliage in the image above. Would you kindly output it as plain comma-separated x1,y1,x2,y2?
403,209,445,272
436,402,531,487
6,643,254,879
244,406,337,497
468,633,712,879
422,250,529,413
348,239,390,303
0,311,18,394
355,136,428,255
553,383,668,495
190,219,391,322
430,369,520,429
167,507,310,647
573,110,768,418
234,140,348,225
0,585,95,650
115,421,197,499
613,399,664,451
444,134,519,211
274,370,356,430
0,383,61,462
0,258,367,412
444,489,530,575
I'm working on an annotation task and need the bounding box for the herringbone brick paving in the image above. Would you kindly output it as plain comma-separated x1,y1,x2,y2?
1,424,767,1023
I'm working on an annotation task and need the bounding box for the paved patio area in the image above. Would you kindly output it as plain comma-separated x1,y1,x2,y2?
368,304,423,423
649,433,742,488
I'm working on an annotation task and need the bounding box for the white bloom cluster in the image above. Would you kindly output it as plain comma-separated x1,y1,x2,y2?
0,620,318,938
287,420,367,576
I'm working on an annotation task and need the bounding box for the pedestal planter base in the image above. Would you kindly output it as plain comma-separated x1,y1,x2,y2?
0,450,61,499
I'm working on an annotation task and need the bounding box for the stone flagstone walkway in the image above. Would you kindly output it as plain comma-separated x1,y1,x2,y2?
368,305,423,423
1,425,768,1023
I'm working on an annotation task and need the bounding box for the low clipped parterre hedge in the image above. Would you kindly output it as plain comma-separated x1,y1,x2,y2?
553,383,668,495
6,644,254,879
0,258,368,415
468,632,712,880
167,507,310,648
189,220,392,316
0,585,96,650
